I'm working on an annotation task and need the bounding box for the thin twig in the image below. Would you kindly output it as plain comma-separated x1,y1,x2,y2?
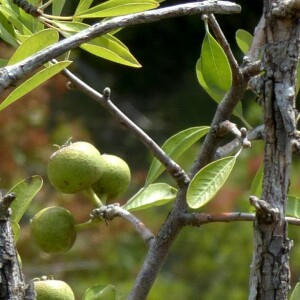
215,124,264,158
91,205,154,246
182,211,300,226
0,1,241,94
62,67,189,186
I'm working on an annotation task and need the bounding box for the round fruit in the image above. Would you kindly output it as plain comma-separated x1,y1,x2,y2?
47,141,104,194
92,154,131,200
34,279,75,300
30,206,76,254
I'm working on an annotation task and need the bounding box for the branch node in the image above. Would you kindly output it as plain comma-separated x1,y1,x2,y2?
0,193,16,220
103,87,111,101
249,195,280,221
91,203,120,222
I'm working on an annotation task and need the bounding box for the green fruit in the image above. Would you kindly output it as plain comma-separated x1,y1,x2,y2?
30,207,76,254
92,154,131,201
34,279,75,300
47,141,104,194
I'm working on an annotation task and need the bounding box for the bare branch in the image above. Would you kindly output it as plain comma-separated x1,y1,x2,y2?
91,205,154,246
215,125,264,158
0,1,241,94
182,211,300,226
62,67,189,186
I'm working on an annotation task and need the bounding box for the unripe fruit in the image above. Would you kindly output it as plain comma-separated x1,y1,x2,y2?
47,141,104,194
30,206,76,254
34,279,75,300
92,154,131,201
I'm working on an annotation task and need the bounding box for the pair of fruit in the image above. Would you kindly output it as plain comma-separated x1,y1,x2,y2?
30,141,131,254
47,141,131,202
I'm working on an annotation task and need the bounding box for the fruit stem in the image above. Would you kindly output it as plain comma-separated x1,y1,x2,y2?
83,187,103,207
75,218,101,232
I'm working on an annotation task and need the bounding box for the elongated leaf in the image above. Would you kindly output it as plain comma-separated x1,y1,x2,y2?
286,195,300,218
196,31,232,102
0,60,72,111
146,126,210,185
9,176,43,223
123,183,177,212
0,12,18,47
10,220,20,241
236,29,253,54
54,21,140,67
15,0,41,32
8,28,59,65
81,35,141,67
196,54,243,119
290,282,300,300
75,0,158,19
52,0,66,15
250,162,263,197
0,5,31,35
187,156,236,209
75,0,94,16
82,284,117,300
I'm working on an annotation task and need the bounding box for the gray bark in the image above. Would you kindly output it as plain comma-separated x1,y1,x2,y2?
0,193,34,299
249,1,300,299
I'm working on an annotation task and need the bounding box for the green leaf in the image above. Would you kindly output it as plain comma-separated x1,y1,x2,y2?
75,0,94,16
54,21,141,67
8,176,43,224
75,0,158,19
196,31,232,102
235,29,253,54
290,282,300,300
14,0,41,32
286,195,300,218
146,126,210,185
52,0,66,15
123,183,177,212
0,60,72,111
250,163,263,197
196,52,243,120
0,5,31,35
81,34,141,67
8,28,59,65
10,220,20,241
82,284,117,300
187,156,236,209
0,11,18,47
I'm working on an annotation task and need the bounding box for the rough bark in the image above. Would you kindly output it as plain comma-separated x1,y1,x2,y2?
0,193,34,299
249,1,300,299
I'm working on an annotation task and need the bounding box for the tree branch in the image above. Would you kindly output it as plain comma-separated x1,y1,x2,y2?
91,205,154,246
62,67,189,186
182,211,300,226
0,1,241,94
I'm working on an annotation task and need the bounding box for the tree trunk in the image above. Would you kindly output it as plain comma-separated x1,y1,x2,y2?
0,193,35,300
249,1,300,299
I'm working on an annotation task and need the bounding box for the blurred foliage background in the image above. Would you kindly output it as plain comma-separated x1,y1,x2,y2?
1,0,300,299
